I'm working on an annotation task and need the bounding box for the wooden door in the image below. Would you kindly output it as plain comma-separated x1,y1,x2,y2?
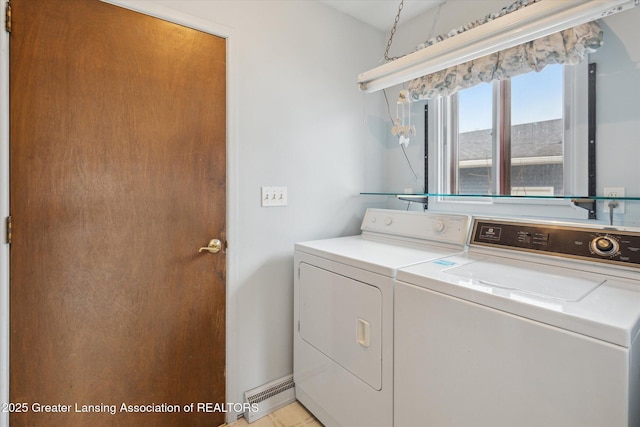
9,1,226,426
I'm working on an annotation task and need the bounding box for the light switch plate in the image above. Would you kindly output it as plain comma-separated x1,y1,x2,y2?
261,186,287,207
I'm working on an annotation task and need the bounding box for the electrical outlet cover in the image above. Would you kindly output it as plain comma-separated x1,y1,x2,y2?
602,187,625,213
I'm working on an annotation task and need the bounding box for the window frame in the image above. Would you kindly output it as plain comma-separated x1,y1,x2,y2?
427,61,591,220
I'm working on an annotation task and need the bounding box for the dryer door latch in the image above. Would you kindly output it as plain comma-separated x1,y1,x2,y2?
357,318,370,348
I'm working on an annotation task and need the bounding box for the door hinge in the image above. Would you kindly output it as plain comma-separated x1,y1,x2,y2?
6,216,11,245
5,2,11,34
4,2,11,34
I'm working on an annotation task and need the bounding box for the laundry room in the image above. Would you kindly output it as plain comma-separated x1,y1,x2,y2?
0,1,639,427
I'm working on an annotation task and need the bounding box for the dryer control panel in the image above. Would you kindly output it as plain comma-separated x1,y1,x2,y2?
471,219,640,268
361,209,470,246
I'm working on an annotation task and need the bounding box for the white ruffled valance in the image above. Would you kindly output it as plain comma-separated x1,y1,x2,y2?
407,20,603,100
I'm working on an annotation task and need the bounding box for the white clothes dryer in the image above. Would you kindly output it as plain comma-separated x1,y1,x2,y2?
294,209,470,427
395,217,640,427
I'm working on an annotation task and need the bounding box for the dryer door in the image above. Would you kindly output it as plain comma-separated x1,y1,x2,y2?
299,263,382,390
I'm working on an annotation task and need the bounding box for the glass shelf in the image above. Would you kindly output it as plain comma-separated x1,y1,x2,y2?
360,192,640,201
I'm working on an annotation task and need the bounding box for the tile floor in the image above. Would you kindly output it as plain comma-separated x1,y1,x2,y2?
226,401,322,427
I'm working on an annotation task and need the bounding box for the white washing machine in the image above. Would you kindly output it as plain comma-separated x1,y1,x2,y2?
293,208,470,427
395,217,640,427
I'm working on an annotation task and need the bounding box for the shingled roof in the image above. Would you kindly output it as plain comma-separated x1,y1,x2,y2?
459,119,563,161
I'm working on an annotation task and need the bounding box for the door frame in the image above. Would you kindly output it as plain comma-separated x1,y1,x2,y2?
0,1,240,425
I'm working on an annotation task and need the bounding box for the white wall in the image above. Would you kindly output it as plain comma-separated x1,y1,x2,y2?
0,1,388,425
382,1,640,226
590,7,640,226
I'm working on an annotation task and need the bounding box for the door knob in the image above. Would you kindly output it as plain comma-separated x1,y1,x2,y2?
199,239,223,254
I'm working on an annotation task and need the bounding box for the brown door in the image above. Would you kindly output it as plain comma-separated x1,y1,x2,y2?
9,1,226,426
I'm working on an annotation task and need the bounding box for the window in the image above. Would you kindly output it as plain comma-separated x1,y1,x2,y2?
443,64,567,196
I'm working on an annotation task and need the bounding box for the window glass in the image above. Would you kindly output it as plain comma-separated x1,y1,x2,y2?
457,82,493,194
510,64,564,196
451,64,565,196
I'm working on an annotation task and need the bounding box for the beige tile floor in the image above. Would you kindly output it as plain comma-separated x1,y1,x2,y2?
226,401,322,427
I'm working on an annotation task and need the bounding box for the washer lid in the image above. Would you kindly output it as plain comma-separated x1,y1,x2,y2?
446,260,604,302
397,255,640,347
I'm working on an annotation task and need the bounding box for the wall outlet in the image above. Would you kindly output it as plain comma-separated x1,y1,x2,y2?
261,186,287,207
602,187,625,213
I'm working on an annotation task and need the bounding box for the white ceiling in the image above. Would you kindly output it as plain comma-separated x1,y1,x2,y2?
319,0,443,31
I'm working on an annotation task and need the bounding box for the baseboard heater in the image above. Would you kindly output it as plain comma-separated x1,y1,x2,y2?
243,374,296,423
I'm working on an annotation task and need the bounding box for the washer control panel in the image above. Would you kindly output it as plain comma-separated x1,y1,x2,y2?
471,219,640,268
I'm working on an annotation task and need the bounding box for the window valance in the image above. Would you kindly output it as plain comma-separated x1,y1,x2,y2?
407,21,603,100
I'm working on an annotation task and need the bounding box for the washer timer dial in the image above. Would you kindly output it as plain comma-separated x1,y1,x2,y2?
590,235,620,256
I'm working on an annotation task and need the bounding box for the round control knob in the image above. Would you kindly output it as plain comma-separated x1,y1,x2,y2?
595,238,614,251
432,220,445,233
385,217,393,226
590,236,619,256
